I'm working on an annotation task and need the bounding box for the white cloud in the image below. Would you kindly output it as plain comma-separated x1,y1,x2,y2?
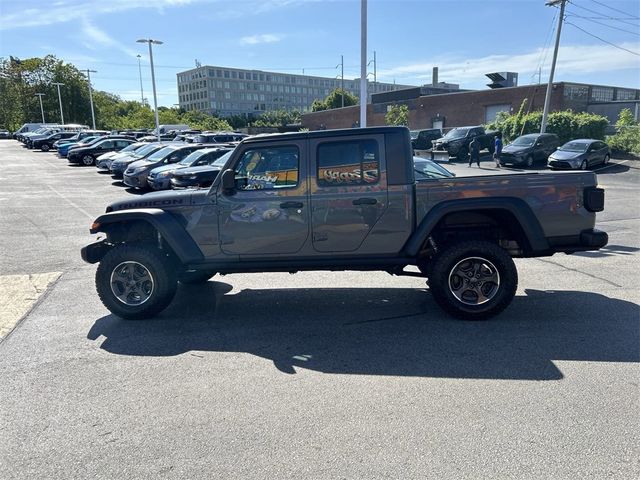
239,34,284,46
80,18,140,59
378,43,640,86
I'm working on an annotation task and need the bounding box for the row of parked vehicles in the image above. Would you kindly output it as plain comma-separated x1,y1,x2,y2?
411,126,612,170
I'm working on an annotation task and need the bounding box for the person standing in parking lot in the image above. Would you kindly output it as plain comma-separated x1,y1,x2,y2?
469,137,480,167
494,133,503,168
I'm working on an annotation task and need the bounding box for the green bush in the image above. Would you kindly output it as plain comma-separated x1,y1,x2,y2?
486,101,609,144
606,109,640,156
385,104,409,126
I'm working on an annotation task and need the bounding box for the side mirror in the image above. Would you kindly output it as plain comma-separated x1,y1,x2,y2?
221,169,236,192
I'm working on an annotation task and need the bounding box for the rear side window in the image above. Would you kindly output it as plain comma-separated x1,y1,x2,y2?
234,145,299,190
317,139,379,186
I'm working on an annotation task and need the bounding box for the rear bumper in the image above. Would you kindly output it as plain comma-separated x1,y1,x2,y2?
549,228,608,254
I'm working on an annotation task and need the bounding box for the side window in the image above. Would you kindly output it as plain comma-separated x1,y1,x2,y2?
317,139,379,186
100,141,114,149
234,145,299,190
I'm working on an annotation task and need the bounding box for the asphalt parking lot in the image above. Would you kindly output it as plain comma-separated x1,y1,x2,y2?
0,140,638,479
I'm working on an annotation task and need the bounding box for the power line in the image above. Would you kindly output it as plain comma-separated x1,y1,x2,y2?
589,0,640,20
565,21,640,55
566,12,640,36
568,1,639,27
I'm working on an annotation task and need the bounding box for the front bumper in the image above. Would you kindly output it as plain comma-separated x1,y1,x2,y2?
147,176,172,190
548,159,579,170
123,173,148,188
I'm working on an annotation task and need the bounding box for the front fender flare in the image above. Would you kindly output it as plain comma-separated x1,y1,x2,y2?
89,208,204,264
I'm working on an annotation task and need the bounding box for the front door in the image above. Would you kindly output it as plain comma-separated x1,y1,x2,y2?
309,134,388,253
217,140,309,256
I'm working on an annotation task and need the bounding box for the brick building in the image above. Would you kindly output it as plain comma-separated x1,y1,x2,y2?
301,82,639,131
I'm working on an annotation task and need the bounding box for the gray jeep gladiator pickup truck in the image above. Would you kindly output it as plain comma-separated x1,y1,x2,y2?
81,127,607,320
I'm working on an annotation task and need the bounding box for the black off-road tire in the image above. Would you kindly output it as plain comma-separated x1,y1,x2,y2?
429,240,518,320
456,146,469,162
96,244,177,320
178,269,216,284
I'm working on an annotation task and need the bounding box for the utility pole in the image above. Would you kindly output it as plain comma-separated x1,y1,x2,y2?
359,0,367,127
137,39,163,141
368,50,377,94
52,82,65,124
84,69,97,129
541,0,566,133
137,54,145,105
35,93,45,123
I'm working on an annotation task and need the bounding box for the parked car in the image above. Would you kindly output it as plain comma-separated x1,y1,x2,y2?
148,146,233,190
68,138,136,166
57,135,105,157
0,129,11,139
96,142,146,170
432,126,497,161
13,123,59,141
31,131,77,151
413,157,455,180
410,129,442,150
22,128,61,146
499,133,559,168
110,143,172,178
547,139,610,170
191,132,247,144
170,150,234,189
123,144,210,189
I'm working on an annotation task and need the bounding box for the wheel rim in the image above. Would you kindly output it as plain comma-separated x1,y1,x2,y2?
82,155,93,165
110,261,154,306
448,256,500,306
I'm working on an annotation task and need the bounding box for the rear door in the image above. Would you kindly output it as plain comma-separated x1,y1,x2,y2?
309,133,388,253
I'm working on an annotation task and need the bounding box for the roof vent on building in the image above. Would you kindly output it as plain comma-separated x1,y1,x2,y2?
486,72,518,89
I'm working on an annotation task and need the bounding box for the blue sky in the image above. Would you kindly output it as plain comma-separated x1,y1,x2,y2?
1,0,638,106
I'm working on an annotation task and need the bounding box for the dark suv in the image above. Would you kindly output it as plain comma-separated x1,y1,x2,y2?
500,133,560,168
31,131,77,151
410,129,442,150
67,137,136,166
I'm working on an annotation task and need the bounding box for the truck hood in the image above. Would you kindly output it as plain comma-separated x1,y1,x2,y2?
107,189,203,212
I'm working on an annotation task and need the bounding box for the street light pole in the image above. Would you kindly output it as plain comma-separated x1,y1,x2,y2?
84,69,97,129
541,0,566,133
359,0,367,128
52,82,65,124
137,38,163,141
35,93,45,123
137,54,145,105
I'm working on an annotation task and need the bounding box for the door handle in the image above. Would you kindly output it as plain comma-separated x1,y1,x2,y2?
280,201,303,209
352,197,377,205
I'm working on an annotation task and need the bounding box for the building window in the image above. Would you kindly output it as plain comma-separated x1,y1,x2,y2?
224,70,230,78
590,86,614,102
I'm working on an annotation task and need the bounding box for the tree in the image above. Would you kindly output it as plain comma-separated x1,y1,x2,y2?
385,104,409,126
251,109,301,128
311,88,358,112
606,108,640,155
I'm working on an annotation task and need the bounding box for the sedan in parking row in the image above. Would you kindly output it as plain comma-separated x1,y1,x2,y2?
547,139,610,170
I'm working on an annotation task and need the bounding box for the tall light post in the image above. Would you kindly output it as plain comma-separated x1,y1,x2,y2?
35,93,45,122
541,0,566,133
52,82,65,124
137,38,163,141
84,69,97,129
136,54,145,105
336,55,345,108
359,0,368,128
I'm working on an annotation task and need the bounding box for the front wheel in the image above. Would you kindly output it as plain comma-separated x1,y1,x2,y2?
428,240,518,320
82,154,95,166
41,144,50,152
96,244,177,319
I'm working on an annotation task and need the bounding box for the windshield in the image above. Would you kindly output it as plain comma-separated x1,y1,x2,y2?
212,150,233,168
559,141,589,153
133,144,162,158
179,149,208,166
443,128,470,140
510,135,536,147
146,146,177,162
80,136,98,144
120,143,141,153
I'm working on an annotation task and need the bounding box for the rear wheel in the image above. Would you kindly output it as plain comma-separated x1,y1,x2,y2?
82,154,95,166
428,240,518,320
96,244,177,319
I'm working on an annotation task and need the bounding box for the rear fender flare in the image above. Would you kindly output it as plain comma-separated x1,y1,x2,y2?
403,197,550,257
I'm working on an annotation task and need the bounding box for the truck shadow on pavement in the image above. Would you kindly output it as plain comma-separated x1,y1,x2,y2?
87,285,639,381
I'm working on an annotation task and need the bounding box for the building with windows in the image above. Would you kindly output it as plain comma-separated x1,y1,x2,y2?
301,81,639,131
176,65,415,117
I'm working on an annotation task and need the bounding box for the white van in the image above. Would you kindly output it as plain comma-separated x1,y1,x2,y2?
14,123,60,136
